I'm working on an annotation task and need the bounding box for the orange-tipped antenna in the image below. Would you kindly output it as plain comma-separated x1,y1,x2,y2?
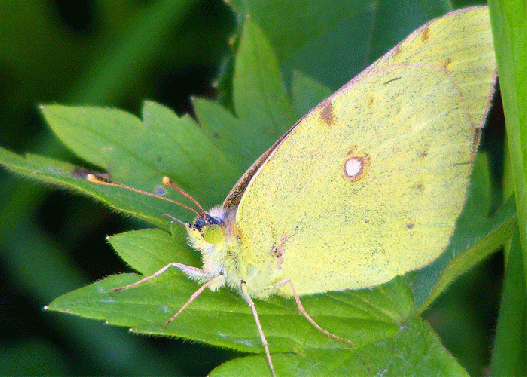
162,176,206,213
86,174,201,217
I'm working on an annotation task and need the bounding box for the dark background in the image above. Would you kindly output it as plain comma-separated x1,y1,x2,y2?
0,1,503,375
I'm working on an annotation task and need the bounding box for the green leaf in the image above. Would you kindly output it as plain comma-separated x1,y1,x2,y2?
488,1,527,374
291,73,333,119
233,19,296,142
489,228,527,376
229,0,453,89
193,98,258,167
212,318,467,376
489,0,527,256
48,242,409,350
40,104,145,174
48,254,467,376
39,101,243,220
107,228,200,276
0,148,184,229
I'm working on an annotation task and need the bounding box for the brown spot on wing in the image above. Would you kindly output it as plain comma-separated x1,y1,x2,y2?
420,26,430,42
411,182,425,192
271,235,287,271
367,95,375,109
443,57,452,70
320,99,335,126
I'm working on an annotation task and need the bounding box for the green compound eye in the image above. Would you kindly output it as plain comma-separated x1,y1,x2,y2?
202,224,224,244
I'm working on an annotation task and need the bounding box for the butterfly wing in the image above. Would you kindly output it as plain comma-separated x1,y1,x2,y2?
233,7,495,297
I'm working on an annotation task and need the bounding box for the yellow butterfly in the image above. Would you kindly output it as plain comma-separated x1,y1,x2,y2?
87,6,495,376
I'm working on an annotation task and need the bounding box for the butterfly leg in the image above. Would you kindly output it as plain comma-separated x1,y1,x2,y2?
110,263,207,292
164,275,223,325
109,263,222,325
241,283,276,377
277,279,353,347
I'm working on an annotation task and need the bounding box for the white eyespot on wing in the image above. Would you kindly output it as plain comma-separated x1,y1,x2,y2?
345,158,363,178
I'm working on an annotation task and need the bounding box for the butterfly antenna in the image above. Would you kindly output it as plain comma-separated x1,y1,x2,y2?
162,176,206,214
86,174,201,217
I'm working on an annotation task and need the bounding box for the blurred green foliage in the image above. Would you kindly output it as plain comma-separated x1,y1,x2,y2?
0,1,237,375
0,0,509,376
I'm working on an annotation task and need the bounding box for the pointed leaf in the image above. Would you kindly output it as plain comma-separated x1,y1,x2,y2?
233,20,296,143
